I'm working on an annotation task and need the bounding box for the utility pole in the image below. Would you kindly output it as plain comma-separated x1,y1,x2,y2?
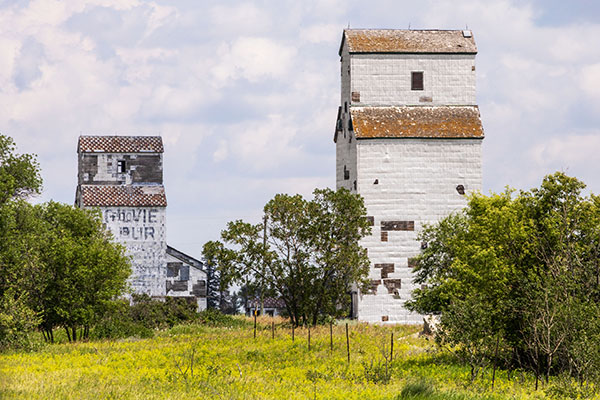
260,214,267,316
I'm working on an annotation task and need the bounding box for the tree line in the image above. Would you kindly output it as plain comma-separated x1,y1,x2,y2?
408,172,600,388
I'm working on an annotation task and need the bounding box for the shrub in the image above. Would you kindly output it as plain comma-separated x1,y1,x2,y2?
92,296,199,340
129,294,197,329
197,308,247,328
91,300,153,340
0,290,42,351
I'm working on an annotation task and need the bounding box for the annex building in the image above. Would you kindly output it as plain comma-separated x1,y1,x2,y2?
75,135,207,310
335,29,484,323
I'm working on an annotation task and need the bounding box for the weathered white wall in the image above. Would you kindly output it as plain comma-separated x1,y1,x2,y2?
101,207,167,297
165,252,207,311
349,54,476,106
355,138,482,323
336,133,357,191
78,153,163,185
336,41,357,192
340,40,475,108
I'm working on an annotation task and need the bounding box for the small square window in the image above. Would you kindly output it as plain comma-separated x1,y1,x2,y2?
411,72,424,91
117,160,126,173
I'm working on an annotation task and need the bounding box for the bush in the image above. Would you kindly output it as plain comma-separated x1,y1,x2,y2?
129,294,197,329
92,296,199,340
0,290,42,351
197,308,247,328
91,300,153,340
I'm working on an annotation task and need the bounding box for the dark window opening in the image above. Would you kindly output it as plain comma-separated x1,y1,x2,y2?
411,71,424,91
179,265,190,281
456,184,465,195
348,118,353,131
344,101,348,113
117,160,126,173
353,180,357,190
344,165,350,180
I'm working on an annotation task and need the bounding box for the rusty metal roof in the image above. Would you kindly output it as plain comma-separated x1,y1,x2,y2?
340,29,477,55
78,136,164,153
351,106,484,139
246,297,286,309
80,185,167,207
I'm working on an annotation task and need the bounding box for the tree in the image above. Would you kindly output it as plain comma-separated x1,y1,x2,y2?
407,172,600,385
203,188,371,326
0,134,42,205
36,202,131,341
0,134,43,348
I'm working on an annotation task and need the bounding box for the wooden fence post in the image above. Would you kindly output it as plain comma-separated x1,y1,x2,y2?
330,322,333,352
253,310,257,339
271,321,275,339
308,326,311,351
390,331,394,361
345,323,350,364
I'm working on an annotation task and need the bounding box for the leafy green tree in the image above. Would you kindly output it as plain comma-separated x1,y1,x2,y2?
203,188,371,326
0,134,43,348
407,172,600,385
0,134,42,205
36,202,131,341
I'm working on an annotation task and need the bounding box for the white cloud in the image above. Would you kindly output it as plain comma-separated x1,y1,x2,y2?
228,114,303,171
300,23,341,44
580,63,600,99
211,37,297,85
532,134,600,167
209,3,271,35
213,140,228,162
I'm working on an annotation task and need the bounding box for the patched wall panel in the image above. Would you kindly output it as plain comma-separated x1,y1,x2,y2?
101,206,167,297
78,153,163,185
165,251,207,311
356,138,482,323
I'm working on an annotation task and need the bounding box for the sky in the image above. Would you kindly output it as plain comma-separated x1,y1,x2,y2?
1,0,600,257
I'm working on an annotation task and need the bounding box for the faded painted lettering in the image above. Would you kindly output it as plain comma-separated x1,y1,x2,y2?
104,208,159,224
104,208,161,241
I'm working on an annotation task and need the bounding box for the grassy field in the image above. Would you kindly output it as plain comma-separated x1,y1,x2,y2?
0,316,583,399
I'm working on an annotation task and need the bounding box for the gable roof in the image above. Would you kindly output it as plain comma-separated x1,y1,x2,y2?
78,136,164,153
350,106,484,139
166,245,204,271
79,184,167,207
340,29,477,55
